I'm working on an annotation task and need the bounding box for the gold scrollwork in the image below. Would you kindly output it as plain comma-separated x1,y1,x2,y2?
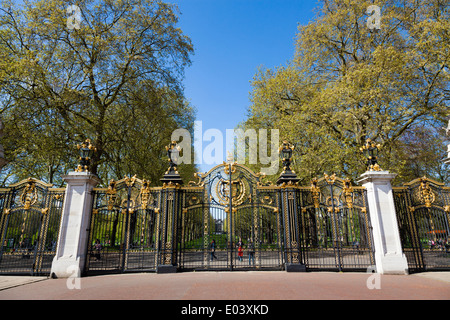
224,163,237,175
20,180,37,210
291,241,299,263
124,175,137,187
260,194,274,205
369,163,382,171
162,181,182,189
106,179,117,210
311,178,320,208
121,199,135,214
188,172,204,187
188,194,201,206
326,196,340,213
342,178,354,209
139,179,152,209
324,173,336,185
165,242,172,264
215,178,246,206
417,177,436,208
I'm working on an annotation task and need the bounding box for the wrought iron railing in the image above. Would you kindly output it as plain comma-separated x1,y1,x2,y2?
393,177,450,272
0,179,65,275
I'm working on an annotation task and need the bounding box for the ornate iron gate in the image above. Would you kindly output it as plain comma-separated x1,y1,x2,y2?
0,178,65,275
84,165,376,273
298,175,375,271
393,177,450,272
178,163,284,271
85,176,161,274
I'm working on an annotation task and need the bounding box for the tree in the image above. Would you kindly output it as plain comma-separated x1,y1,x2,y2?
242,0,449,185
0,0,196,185
388,122,449,183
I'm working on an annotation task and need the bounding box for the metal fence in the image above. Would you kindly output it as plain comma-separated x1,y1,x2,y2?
0,166,385,276
298,176,375,271
84,177,161,275
178,178,284,271
81,166,378,274
393,177,450,273
0,178,65,275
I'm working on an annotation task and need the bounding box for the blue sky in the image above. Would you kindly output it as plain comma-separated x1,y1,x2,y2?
166,0,319,172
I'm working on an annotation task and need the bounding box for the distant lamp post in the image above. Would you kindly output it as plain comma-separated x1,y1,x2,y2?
276,140,299,185
360,139,382,171
280,140,294,171
76,139,96,173
161,140,183,185
166,141,181,174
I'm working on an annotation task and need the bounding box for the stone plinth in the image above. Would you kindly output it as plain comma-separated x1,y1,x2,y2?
358,171,409,275
51,172,101,278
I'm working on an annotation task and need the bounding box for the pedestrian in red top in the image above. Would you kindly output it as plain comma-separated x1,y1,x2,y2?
238,245,243,262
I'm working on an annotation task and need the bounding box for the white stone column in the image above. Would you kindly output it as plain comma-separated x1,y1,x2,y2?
358,171,409,275
444,119,450,165
51,172,101,278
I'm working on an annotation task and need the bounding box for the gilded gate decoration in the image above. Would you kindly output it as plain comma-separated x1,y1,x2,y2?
0,178,65,275
179,162,284,271
177,164,375,272
393,177,450,272
82,163,377,274
85,176,161,274
4,137,450,276
0,171,376,275
297,175,375,271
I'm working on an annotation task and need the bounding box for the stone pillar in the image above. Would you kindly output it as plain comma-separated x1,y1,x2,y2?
358,171,409,274
50,172,101,278
444,119,450,166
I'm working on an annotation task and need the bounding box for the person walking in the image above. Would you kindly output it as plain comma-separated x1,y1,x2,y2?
210,239,217,261
94,239,102,261
248,239,255,266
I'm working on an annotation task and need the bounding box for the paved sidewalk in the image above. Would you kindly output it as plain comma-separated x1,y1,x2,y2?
0,271,448,301
0,276,47,291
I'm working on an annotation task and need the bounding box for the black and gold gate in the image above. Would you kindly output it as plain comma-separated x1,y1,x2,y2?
0,178,65,275
178,163,284,271
297,175,375,271
393,177,450,272
85,176,161,274
84,165,376,273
